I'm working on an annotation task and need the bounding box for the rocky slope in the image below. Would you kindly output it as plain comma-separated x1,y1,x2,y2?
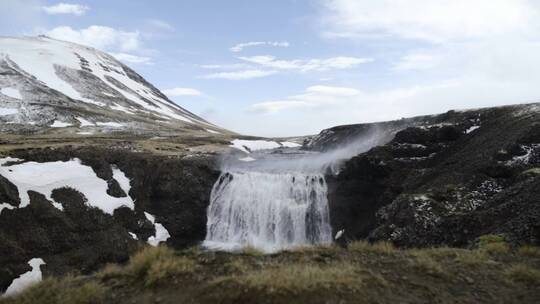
0,36,226,135
0,145,219,293
325,103,540,248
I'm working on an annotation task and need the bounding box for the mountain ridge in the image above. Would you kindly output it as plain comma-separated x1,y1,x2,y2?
0,36,227,135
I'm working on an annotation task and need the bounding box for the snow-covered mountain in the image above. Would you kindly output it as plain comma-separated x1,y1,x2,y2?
0,36,225,134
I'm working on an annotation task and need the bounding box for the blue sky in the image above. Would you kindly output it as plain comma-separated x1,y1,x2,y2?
2,0,540,136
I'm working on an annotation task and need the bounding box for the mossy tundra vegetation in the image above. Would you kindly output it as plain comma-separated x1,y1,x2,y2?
2,235,539,304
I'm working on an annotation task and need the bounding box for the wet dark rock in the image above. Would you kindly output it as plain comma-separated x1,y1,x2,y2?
107,179,127,197
325,103,540,248
0,175,19,207
0,146,219,292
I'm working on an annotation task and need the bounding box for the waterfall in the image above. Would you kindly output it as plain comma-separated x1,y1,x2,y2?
203,128,386,252
204,171,332,252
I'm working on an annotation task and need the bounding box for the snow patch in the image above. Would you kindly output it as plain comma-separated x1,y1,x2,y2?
112,165,131,195
239,156,256,162
76,131,93,135
128,232,138,240
465,126,480,134
77,117,94,126
0,203,15,215
230,139,281,153
50,120,72,128
3,258,45,298
0,38,87,102
96,122,124,128
0,107,18,116
1,87,22,99
206,129,220,134
0,157,22,166
0,158,134,214
513,104,540,117
144,212,170,246
507,144,540,165
110,104,135,114
280,141,301,148
419,123,454,130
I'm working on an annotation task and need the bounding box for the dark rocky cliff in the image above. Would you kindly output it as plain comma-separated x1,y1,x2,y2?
0,146,218,292
326,103,540,248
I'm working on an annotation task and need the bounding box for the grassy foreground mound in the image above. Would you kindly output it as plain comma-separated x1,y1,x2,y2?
2,239,540,304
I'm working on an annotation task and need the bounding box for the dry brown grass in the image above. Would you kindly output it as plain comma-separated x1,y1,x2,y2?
97,246,196,287
239,245,265,256
476,234,510,255
5,242,540,304
1,276,107,304
223,259,252,274
505,264,540,286
517,245,540,258
211,263,369,293
455,250,489,266
409,246,461,259
144,256,195,287
95,263,123,281
348,240,396,255
481,242,510,255
411,255,444,276
289,243,340,254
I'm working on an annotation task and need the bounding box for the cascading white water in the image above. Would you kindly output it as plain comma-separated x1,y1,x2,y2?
203,128,387,252
204,171,332,252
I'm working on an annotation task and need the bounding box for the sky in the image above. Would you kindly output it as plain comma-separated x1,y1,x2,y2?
1,0,540,137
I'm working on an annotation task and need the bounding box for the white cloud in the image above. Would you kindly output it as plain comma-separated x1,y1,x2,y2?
239,55,373,72
200,69,277,80
273,0,540,137
393,52,441,71
199,63,251,70
230,41,289,52
250,100,313,114
110,53,152,65
322,0,540,43
162,87,203,97
240,73,540,136
42,3,89,16
45,25,141,52
145,19,174,31
249,85,361,114
306,85,360,96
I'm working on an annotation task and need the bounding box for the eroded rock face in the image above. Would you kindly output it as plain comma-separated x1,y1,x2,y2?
0,147,219,292
326,103,540,248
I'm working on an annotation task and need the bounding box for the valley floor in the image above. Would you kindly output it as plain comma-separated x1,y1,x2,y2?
2,238,540,304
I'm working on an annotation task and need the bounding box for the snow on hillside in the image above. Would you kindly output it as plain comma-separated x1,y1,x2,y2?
2,258,45,297
0,36,220,132
0,87,21,99
0,107,18,116
0,203,15,214
0,157,134,214
280,141,301,148
145,212,171,246
230,139,302,153
50,120,72,127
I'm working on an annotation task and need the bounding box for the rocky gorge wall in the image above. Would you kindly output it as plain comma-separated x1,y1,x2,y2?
0,146,219,292
325,103,540,248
